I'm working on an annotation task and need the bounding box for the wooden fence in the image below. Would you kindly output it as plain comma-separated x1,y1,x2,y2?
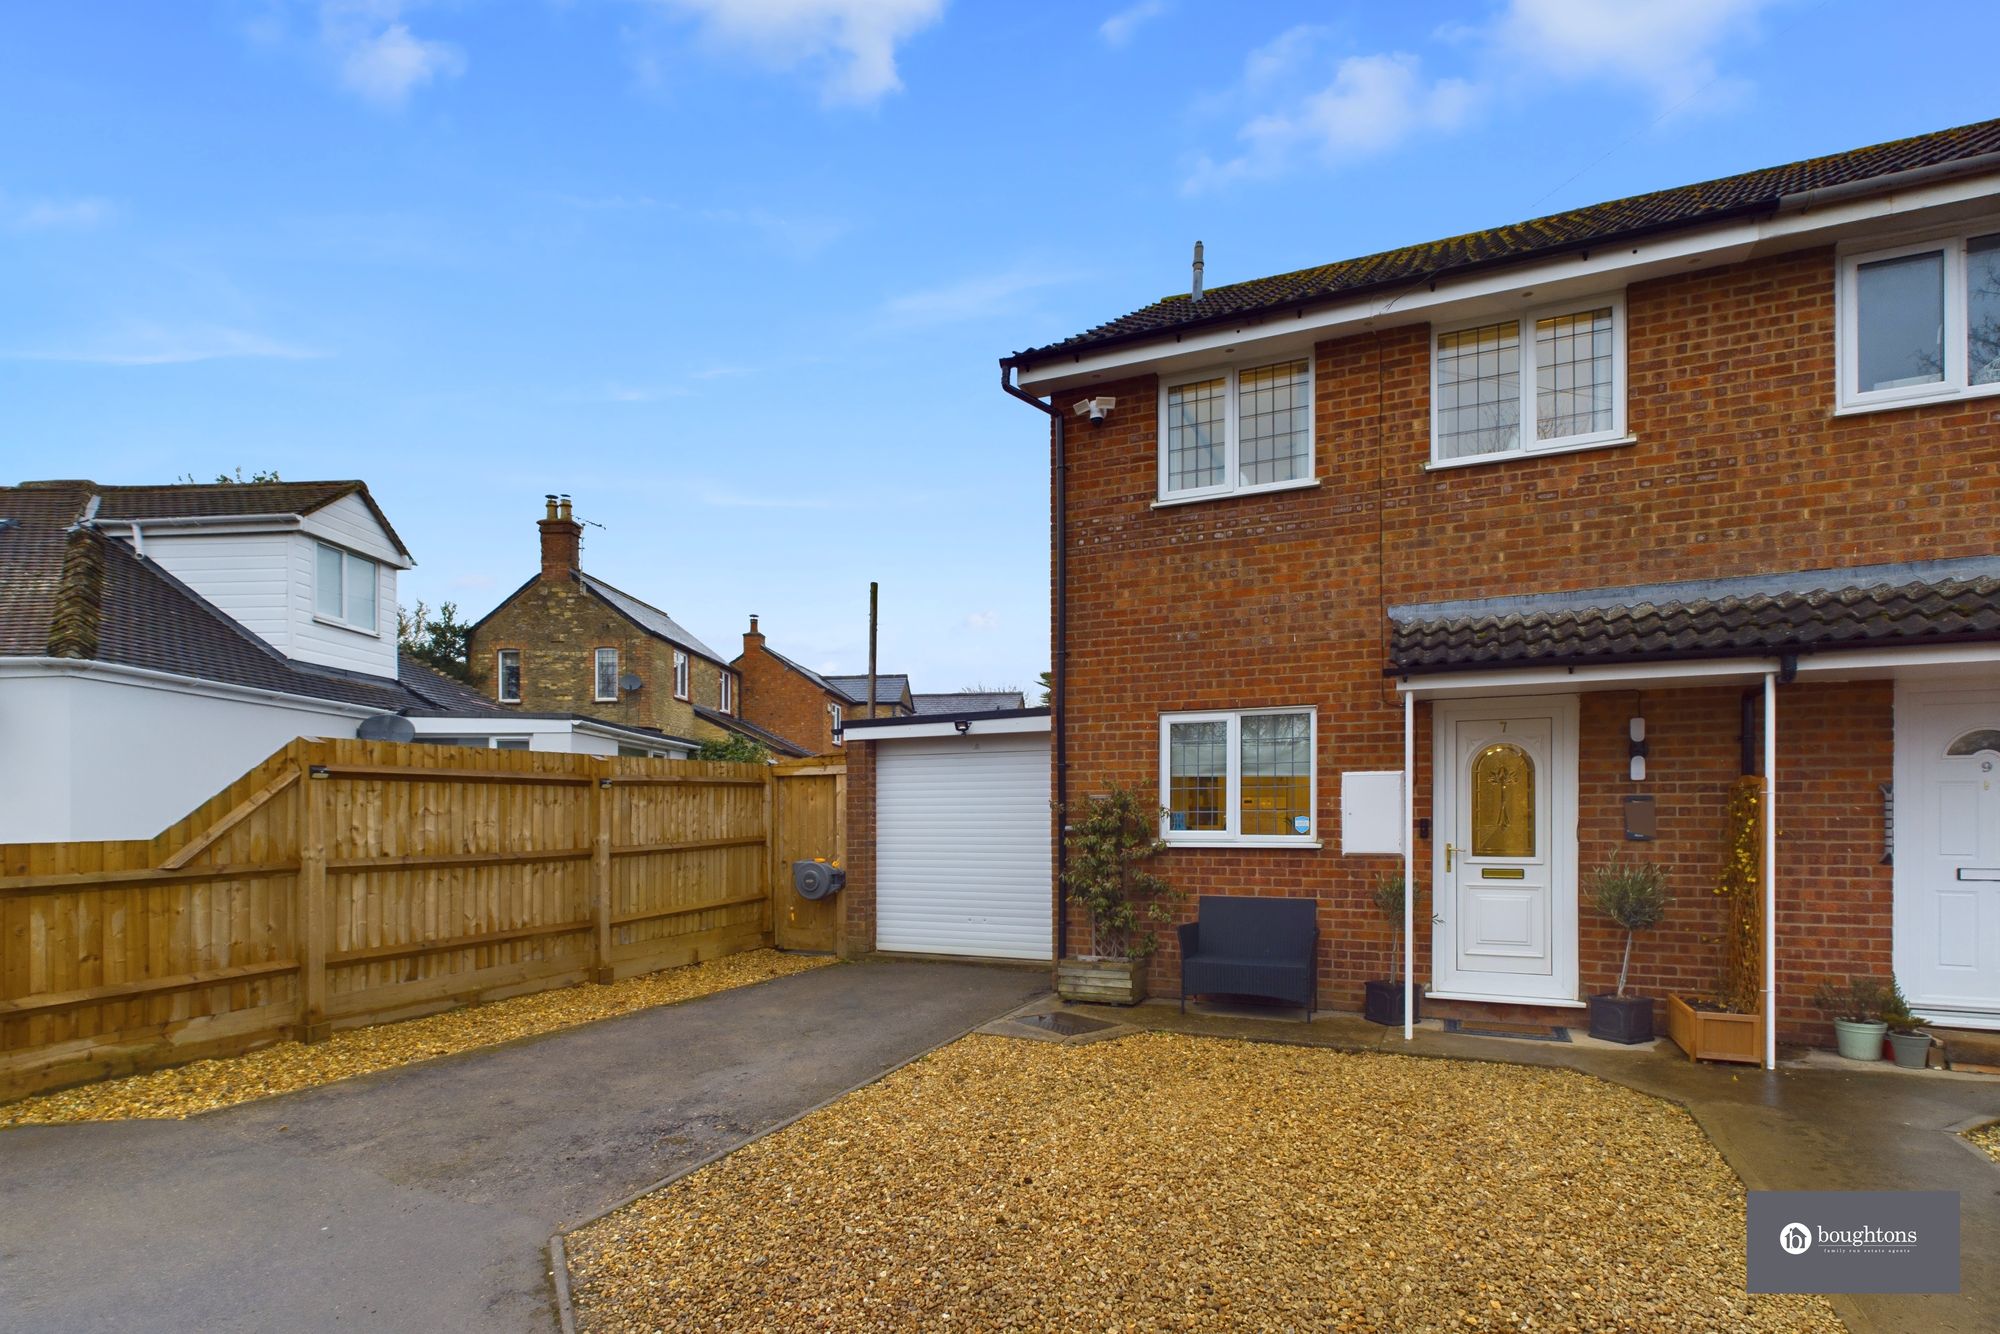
0,739,845,1101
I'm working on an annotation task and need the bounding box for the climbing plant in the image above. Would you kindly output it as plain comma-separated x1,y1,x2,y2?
1715,775,1764,1013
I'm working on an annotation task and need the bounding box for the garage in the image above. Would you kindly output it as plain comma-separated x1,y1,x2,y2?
857,711,1052,961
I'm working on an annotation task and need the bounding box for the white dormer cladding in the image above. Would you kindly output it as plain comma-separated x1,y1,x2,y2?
105,489,411,681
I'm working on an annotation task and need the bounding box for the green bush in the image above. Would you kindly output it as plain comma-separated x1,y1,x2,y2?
1813,975,1891,1024
694,735,770,764
1060,785,1179,961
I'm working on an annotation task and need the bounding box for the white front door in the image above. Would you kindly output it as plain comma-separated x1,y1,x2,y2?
1896,688,2000,1025
1432,698,1579,1002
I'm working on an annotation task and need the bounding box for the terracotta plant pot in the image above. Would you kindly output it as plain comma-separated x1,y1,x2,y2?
1586,994,1655,1044
1363,979,1417,1027
1832,1018,1888,1061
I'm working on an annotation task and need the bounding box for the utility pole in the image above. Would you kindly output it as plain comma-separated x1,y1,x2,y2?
866,582,879,720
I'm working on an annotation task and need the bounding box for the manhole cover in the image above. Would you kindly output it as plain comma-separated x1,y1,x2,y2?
1015,1011,1116,1036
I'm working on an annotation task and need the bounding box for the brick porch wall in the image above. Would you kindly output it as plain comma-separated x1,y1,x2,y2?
839,738,877,959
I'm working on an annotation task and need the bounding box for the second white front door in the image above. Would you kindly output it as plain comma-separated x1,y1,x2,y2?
1896,688,2000,1026
1432,698,1579,1003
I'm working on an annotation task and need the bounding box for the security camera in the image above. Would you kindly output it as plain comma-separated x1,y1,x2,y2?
1073,395,1117,425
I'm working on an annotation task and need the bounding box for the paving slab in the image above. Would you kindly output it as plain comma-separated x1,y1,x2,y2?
0,958,1047,1334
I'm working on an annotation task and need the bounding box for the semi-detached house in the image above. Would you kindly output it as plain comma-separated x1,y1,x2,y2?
1003,119,2000,1056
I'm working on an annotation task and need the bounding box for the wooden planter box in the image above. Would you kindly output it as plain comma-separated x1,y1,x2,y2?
1666,993,1763,1064
1055,958,1148,1006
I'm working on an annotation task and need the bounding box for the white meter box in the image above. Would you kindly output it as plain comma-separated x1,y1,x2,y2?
1340,771,1404,855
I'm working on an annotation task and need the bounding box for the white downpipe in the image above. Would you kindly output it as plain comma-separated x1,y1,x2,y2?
1763,672,1778,1071
1403,691,1416,1042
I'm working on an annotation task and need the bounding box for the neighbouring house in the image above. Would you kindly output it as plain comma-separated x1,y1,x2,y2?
468,497,745,749
731,614,856,754
914,690,1027,714
1000,118,2000,1052
823,673,915,721
0,479,691,843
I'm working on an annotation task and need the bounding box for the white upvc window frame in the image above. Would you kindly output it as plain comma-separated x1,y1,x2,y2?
1836,223,2000,414
1428,292,1628,468
828,701,844,745
673,649,690,700
1156,356,1317,504
495,649,522,704
718,670,735,714
1158,707,1319,848
593,647,619,703
312,540,381,634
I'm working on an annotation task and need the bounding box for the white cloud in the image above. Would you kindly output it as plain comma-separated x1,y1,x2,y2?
6,324,324,366
1187,0,1779,191
647,0,946,105
10,196,112,230
965,610,999,631
320,2,465,108
882,264,1080,327
1099,1,1166,48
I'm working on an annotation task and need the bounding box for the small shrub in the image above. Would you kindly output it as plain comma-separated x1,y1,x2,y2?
1880,977,1927,1034
1060,785,1179,961
1586,857,1668,998
694,735,770,764
1371,872,1407,982
1813,975,1891,1024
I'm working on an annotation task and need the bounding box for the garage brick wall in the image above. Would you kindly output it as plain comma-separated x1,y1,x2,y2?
839,737,878,959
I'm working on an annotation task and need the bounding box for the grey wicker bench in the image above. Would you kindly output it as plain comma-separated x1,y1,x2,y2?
1177,895,1319,1020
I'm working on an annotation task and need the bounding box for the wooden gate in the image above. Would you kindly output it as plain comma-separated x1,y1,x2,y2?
770,759,845,953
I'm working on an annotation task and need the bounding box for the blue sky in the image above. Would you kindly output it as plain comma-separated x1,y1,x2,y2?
0,1,1988,693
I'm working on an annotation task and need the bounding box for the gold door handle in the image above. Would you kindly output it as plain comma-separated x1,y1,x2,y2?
1445,842,1456,872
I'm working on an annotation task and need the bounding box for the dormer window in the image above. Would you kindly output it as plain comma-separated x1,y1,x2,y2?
1430,295,1627,466
314,542,378,632
1157,358,1314,503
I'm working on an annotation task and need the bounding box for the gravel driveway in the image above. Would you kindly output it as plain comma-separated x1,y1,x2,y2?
0,958,1047,1334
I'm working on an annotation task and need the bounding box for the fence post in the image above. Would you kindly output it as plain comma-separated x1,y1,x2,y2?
831,763,848,956
299,758,330,1043
592,767,614,983
764,767,779,943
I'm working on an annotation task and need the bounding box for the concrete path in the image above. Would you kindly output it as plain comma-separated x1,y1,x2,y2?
0,958,1047,1334
1051,998,2000,1334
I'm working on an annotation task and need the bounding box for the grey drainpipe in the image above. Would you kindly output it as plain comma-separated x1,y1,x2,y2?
1000,362,1068,961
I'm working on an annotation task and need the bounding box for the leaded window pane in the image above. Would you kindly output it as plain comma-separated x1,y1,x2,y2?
1436,320,1520,459
1856,250,1945,393
1471,742,1535,857
1167,720,1227,832
596,649,618,700
1240,712,1311,837
1535,306,1613,439
1165,376,1225,492
1236,359,1310,488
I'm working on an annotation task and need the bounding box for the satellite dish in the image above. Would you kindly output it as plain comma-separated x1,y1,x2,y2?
619,672,645,693
356,714,416,743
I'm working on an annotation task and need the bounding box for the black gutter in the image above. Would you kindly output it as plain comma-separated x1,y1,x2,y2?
842,705,1052,730
999,363,1068,963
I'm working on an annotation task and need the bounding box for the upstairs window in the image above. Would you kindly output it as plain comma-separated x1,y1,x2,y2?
1431,295,1625,465
673,650,690,700
496,650,522,703
718,671,735,714
828,701,843,745
314,542,378,632
1160,708,1317,845
1158,358,1313,502
594,648,619,703
1840,228,2000,410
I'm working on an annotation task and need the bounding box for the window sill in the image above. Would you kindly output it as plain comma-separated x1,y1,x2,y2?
1424,435,1637,473
1151,477,1321,510
311,614,382,639
1832,382,2000,417
1164,837,1323,850
593,697,619,705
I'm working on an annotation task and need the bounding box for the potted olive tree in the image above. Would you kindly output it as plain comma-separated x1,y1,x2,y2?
1054,785,1179,1006
1814,976,1890,1061
1882,978,1933,1070
1363,872,1417,1026
1586,857,1668,1044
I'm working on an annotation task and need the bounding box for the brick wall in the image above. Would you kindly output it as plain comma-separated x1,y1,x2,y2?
733,618,842,755
1053,244,1970,1036
840,738,877,959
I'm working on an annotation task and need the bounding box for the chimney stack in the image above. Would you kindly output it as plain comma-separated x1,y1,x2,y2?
1191,240,1204,301
538,492,582,578
744,613,765,654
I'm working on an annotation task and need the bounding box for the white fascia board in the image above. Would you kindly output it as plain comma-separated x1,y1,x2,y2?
0,656,378,717
1790,643,2000,676
1396,641,2000,697
407,715,569,736
92,514,305,540
845,715,1052,741
1015,171,2000,395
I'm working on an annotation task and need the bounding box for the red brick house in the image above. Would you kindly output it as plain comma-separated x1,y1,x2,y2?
1002,120,2000,1061
732,614,856,754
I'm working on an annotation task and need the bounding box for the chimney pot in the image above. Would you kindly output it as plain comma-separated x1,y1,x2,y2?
558,495,572,521
544,494,559,520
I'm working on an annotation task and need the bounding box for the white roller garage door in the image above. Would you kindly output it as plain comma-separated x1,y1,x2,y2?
876,733,1052,960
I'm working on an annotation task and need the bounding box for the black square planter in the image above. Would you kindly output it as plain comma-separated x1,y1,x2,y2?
1587,993,1655,1044
1364,979,1418,1027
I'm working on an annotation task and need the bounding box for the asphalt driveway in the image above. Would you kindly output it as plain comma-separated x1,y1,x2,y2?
0,957,1047,1334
